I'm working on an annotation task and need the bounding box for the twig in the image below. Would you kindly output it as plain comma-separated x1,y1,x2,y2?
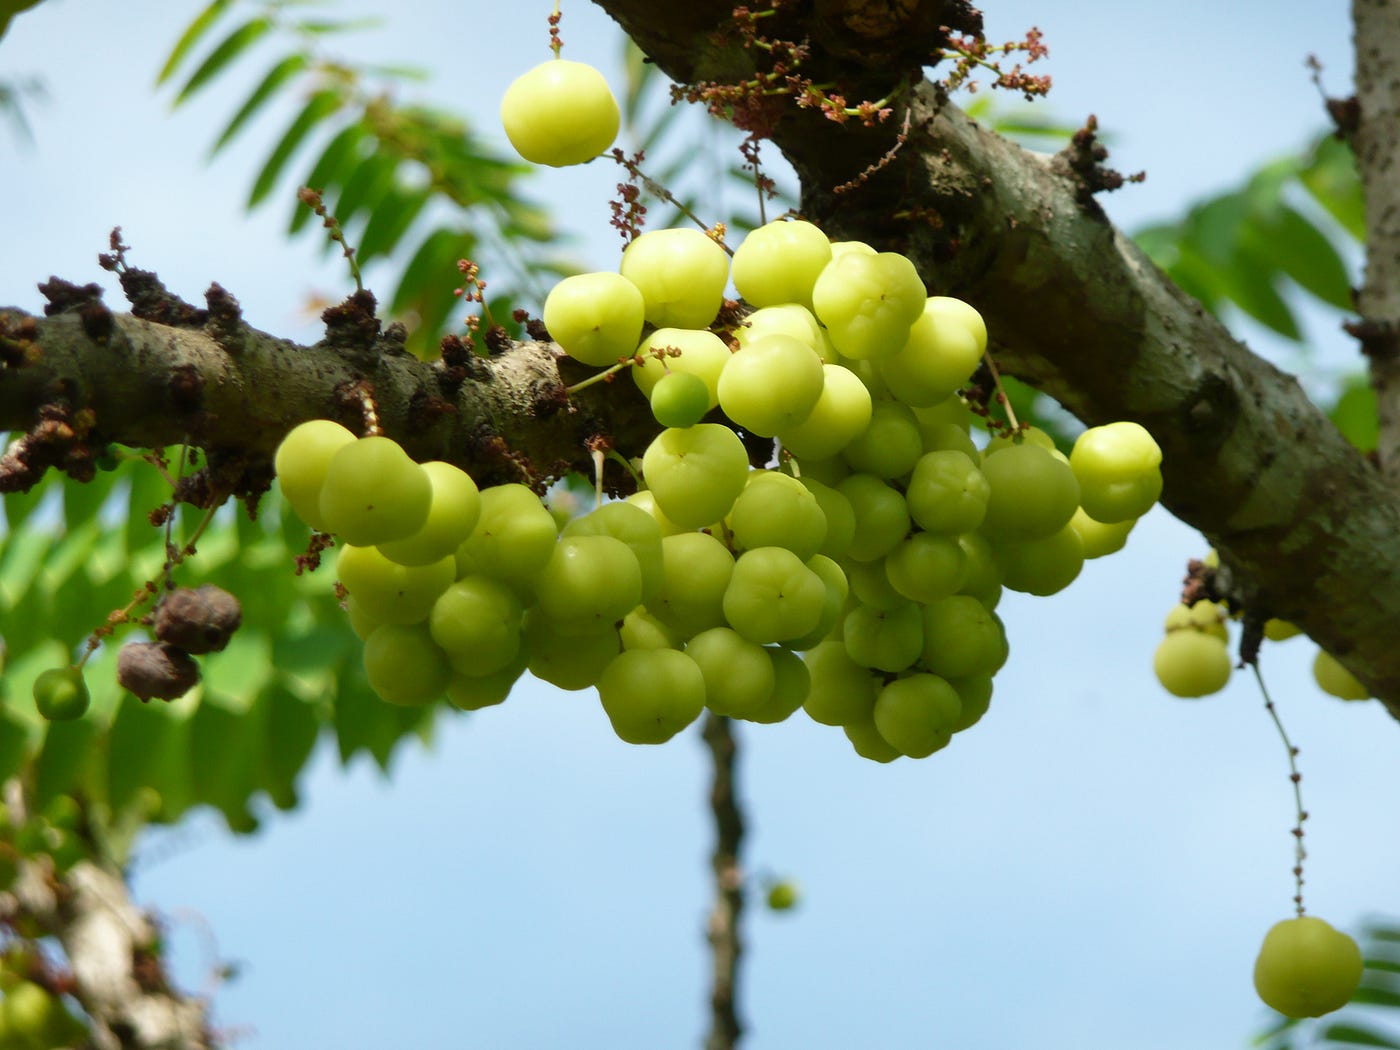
702,713,746,1050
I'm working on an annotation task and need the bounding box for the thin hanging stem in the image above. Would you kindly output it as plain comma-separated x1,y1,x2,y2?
702,713,745,1050
1253,663,1308,916
982,351,1020,432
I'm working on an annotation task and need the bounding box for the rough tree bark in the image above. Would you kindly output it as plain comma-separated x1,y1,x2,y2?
5,1,1396,709
595,0,1400,708
1350,0,1400,478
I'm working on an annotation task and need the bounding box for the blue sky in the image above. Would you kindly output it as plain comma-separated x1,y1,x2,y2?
3,2,1396,1049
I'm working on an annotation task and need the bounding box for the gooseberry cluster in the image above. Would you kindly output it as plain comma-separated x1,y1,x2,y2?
1150,573,1373,704
275,216,1166,760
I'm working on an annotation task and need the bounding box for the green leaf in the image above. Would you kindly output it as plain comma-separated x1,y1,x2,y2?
1354,984,1400,1009
201,630,273,702
260,681,321,809
0,707,33,783
289,120,367,233
327,148,395,229
0,525,54,611
248,88,346,208
124,458,170,558
1331,376,1378,452
390,227,469,317
1318,1022,1400,1048
1301,135,1365,242
1241,203,1354,312
156,0,233,86
637,101,685,155
622,38,654,123
3,470,54,530
105,691,196,824
32,718,102,812
61,459,121,527
357,188,430,263
174,17,274,106
189,693,264,833
332,663,401,767
294,16,385,34
210,52,312,156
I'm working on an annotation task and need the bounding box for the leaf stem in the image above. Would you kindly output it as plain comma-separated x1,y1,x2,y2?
563,358,636,395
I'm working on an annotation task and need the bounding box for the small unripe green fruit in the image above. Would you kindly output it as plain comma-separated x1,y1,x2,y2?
32,667,89,721
766,880,801,911
650,371,711,428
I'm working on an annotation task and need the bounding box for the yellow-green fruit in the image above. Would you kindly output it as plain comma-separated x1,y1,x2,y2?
377,461,481,567
1153,629,1231,697
274,419,357,531
1253,916,1362,1018
318,436,432,547
500,59,619,167
1313,649,1370,701
362,623,452,706
1162,600,1228,642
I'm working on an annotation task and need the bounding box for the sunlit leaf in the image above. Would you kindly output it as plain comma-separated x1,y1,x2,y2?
156,0,234,86
210,52,312,155
106,691,195,824
327,148,395,230
294,16,384,34
1301,135,1365,242
1331,376,1378,452
289,120,368,233
174,17,274,106
260,682,322,809
1318,1022,1400,1048
33,717,102,812
1240,203,1354,312
1225,241,1302,340
248,87,346,208
358,188,431,263
189,692,264,833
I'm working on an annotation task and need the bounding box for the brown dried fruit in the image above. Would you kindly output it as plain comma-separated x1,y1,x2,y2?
153,585,242,654
117,642,201,701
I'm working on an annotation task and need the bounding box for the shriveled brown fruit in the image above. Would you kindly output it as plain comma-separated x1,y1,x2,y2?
117,641,201,701
153,584,242,654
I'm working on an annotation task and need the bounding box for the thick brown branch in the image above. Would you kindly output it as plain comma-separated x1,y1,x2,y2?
702,713,745,1050
1351,0,1400,478
0,303,659,497
598,0,1400,711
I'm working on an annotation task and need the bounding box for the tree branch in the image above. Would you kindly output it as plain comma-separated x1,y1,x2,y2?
1350,0,1400,478
0,290,658,499
702,713,745,1050
593,0,1400,713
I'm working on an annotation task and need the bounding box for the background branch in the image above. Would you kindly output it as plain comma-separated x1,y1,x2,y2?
702,713,745,1050
1350,0,1400,478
